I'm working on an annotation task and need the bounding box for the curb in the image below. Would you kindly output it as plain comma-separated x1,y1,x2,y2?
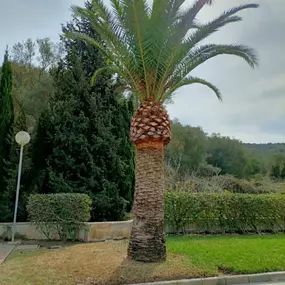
0,245,16,265
129,272,285,285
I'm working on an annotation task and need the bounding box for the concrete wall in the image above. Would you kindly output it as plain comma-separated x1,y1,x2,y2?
87,221,132,241
0,220,133,242
1,219,280,241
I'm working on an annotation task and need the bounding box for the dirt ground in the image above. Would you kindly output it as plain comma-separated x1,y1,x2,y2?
0,240,209,285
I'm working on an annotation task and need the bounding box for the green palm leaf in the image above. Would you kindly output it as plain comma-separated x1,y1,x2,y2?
174,44,259,79
66,0,259,104
164,76,222,101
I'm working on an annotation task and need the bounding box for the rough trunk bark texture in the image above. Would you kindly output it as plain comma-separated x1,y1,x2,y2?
128,102,170,262
127,141,166,262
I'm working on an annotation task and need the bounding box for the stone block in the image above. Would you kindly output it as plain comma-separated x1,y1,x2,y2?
202,277,226,285
270,272,285,282
88,223,112,240
177,278,202,285
225,275,249,285
247,273,271,283
16,245,39,250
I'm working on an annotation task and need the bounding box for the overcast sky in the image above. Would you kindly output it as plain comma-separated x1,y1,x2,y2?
0,0,284,143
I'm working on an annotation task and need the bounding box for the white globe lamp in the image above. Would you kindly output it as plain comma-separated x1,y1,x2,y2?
15,131,30,146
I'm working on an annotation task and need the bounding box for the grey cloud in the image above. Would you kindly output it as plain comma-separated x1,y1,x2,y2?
168,0,285,143
0,0,82,53
259,120,285,135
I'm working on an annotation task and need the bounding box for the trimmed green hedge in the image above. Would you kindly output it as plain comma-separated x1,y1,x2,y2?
165,192,285,234
27,193,92,240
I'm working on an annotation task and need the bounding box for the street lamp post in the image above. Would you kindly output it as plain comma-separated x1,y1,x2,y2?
11,131,30,243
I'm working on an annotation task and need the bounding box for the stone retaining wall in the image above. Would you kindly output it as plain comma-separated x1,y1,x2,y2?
1,219,279,241
0,220,133,242
87,221,132,241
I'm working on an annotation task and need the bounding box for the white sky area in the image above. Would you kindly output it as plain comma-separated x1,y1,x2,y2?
0,0,284,143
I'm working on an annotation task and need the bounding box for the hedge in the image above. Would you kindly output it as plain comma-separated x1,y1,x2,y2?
27,193,92,240
165,192,285,234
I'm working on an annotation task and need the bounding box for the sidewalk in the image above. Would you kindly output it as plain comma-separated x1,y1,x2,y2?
0,243,15,264
129,274,285,285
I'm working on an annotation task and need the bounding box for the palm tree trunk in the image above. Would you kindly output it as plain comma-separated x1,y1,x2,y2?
127,141,166,262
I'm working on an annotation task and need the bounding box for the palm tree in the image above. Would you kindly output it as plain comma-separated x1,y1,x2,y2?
68,0,259,262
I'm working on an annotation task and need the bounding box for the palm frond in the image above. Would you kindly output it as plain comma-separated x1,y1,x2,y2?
160,3,259,87
170,44,258,85
175,0,214,40
164,76,222,101
90,67,109,85
166,0,185,20
189,3,259,41
118,0,152,100
65,31,109,58
90,0,112,22
67,0,259,105
110,0,123,16
69,5,142,92
148,0,186,97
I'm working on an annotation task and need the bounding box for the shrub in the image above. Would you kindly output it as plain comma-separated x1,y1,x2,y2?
213,175,270,194
197,164,221,177
166,174,272,194
27,193,92,240
166,175,224,194
165,191,285,234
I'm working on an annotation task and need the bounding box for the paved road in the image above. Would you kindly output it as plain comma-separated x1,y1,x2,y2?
0,243,15,264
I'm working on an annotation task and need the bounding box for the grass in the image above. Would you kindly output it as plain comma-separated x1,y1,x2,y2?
168,234,285,275
0,235,285,285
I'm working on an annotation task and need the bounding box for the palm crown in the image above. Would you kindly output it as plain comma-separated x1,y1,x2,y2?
68,0,258,104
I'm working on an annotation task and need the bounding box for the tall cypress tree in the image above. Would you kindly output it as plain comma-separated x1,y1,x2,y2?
1,109,30,222
0,48,14,202
113,95,135,209
31,0,134,221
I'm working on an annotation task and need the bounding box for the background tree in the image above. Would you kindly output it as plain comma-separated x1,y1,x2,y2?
0,49,14,220
113,94,135,209
1,110,31,222
11,38,63,131
70,0,259,262
245,155,266,177
166,119,207,176
0,39,62,222
206,134,250,178
31,1,134,221
270,163,281,179
269,154,285,179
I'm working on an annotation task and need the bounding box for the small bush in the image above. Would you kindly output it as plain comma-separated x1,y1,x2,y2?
197,164,221,177
213,175,270,194
166,174,272,194
27,193,92,240
165,191,285,234
166,175,224,194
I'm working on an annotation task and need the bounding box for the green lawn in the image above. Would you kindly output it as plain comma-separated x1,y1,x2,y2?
168,234,285,275
0,235,285,285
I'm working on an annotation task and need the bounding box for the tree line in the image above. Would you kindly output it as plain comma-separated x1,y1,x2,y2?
166,119,285,180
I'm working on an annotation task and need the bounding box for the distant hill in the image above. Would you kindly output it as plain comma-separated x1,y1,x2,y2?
244,143,285,158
